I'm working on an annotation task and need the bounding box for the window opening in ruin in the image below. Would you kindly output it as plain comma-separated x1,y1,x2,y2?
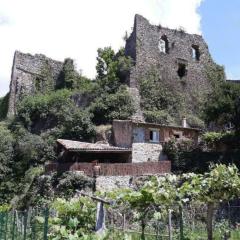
149,129,160,143
35,77,42,92
192,45,200,61
158,35,169,54
177,63,187,78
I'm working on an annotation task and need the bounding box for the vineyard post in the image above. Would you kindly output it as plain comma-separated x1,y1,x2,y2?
168,209,172,240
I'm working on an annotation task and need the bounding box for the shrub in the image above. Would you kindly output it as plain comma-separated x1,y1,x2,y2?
139,68,183,122
90,86,135,125
144,110,175,125
186,114,205,129
0,122,14,181
16,89,96,140
49,197,96,239
55,172,94,198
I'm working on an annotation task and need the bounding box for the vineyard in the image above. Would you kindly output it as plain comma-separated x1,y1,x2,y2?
1,164,240,240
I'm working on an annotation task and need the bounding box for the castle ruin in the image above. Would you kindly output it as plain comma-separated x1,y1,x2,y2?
8,51,63,116
7,14,223,120
125,14,220,121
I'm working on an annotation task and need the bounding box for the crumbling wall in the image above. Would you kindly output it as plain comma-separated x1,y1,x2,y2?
125,14,222,118
8,51,63,116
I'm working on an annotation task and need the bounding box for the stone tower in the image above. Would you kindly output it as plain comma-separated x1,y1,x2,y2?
125,14,219,122
8,51,63,116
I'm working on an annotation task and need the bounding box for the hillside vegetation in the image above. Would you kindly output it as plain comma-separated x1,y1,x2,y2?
0,47,134,206
0,45,240,208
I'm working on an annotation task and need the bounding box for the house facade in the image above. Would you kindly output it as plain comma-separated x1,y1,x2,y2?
113,120,200,163
46,119,199,176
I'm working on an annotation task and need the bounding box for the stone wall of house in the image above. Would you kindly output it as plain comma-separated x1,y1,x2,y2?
8,51,63,116
125,14,222,116
132,143,167,162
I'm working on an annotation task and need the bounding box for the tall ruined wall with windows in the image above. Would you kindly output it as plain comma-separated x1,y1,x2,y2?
8,51,63,116
125,14,224,124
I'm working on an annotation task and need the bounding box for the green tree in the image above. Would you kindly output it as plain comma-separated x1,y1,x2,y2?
187,164,240,240
0,123,14,181
90,86,135,125
0,93,9,120
204,82,240,132
139,68,183,123
121,181,158,240
16,89,95,140
61,58,78,89
49,197,96,239
96,47,132,94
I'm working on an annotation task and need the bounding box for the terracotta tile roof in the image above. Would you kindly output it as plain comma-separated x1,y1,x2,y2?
57,139,131,152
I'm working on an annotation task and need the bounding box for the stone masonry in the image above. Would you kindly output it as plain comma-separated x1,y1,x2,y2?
125,14,220,118
8,51,63,116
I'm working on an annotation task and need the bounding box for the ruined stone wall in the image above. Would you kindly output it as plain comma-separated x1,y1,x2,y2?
8,51,63,116
125,14,220,117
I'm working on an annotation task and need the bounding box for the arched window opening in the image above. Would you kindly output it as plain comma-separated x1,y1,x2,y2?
158,35,169,54
192,45,200,61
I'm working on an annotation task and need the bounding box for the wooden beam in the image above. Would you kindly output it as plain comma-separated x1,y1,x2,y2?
76,190,112,205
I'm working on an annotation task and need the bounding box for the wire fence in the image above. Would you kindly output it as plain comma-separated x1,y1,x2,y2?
1,204,240,239
105,204,240,239
0,208,49,240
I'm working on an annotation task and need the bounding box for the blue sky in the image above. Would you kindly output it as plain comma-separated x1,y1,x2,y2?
200,0,240,80
0,0,239,97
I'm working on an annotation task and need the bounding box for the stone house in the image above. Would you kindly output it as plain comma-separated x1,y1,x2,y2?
46,119,199,176
113,119,200,163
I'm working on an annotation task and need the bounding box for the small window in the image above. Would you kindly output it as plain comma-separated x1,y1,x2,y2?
150,129,160,143
158,35,169,54
192,45,200,61
174,134,180,139
177,63,187,78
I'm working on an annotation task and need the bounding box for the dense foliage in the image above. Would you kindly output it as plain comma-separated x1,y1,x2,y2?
203,82,240,132
96,47,132,94
139,68,182,125
0,93,9,120
0,122,14,181
113,164,240,240
0,46,136,205
163,137,240,174
91,47,134,125
17,89,96,140
49,197,96,239
90,85,135,125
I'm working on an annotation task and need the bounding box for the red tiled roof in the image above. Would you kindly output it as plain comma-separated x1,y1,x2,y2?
57,139,131,152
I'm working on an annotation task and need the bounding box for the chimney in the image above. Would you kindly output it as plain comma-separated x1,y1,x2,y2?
182,117,187,128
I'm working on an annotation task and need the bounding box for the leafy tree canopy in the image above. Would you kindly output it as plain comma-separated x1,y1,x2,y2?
96,47,132,94
0,122,14,181
203,82,240,132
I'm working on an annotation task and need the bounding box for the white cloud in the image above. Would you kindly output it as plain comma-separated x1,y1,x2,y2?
0,0,203,97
